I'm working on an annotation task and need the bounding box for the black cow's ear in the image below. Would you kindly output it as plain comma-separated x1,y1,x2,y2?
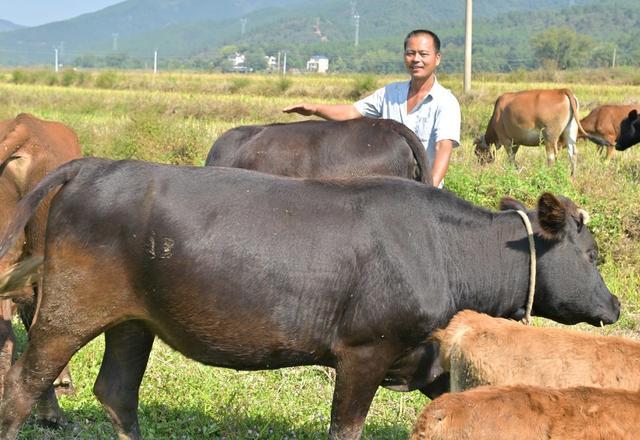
499,197,526,211
537,193,567,241
630,109,638,121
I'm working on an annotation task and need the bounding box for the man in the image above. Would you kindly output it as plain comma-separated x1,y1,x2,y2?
283,29,461,188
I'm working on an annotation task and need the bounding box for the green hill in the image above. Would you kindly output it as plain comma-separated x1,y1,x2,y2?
0,19,23,33
0,0,637,72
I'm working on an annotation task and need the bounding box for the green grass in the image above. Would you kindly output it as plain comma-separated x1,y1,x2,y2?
2,68,640,438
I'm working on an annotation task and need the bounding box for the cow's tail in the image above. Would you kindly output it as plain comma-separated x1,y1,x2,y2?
0,257,44,297
390,123,433,186
0,114,31,165
0,159,84,296
564,90,611,147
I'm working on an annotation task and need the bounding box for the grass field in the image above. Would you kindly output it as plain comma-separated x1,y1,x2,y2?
1,68,639,439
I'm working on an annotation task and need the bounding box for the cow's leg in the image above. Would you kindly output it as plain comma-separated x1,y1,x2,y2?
605,145,615,160
543,136,559,168
17,284,74,395
0,329,83,438
568,142,578,176
565,121,579,176
93,321,154,440
328,348,390,440
503,140,520,168
0,300,15,398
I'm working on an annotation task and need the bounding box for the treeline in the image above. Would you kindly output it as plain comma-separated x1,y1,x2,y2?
41,0,640,73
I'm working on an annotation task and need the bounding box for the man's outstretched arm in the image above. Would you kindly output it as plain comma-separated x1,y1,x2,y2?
283,103,363,121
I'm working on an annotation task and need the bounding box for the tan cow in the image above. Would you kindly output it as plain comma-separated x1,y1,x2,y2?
433,310,640,392
579,104,640,158
474,88,609,175
0,113,81,422
410,385,640,440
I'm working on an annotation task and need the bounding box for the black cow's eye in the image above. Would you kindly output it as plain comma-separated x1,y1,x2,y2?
587,250,597,265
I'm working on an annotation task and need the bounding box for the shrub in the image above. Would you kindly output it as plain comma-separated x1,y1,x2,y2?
61,69,77,87
95,71,119,89
11,70,30,84
350,75,378,100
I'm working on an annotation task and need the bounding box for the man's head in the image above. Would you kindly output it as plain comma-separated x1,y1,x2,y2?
404,30,441,52
403,30,441,82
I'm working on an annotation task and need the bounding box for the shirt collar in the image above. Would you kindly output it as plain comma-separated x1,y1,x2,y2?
406,76,442,101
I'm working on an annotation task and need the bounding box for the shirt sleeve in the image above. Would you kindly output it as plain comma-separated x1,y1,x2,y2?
354,86,385,118
434,93,461,148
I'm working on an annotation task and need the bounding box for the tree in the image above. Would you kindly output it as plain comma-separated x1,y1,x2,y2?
530,27,594,70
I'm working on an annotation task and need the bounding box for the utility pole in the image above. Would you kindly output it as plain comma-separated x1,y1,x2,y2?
354,14,360,47
463,0,473,94
283,51,287,75
54,48,59,72
240,18,247,36
112,33,119,51
59,41,65,67
277,51,281,73
154,49,158,74
612,47,617,68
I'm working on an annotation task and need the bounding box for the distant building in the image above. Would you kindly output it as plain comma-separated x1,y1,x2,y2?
306,55,329,73
265,55,277,71
228,52,246,67
227,52,253,73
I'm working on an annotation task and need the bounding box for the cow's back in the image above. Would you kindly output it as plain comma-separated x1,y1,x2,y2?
410,385,640,440
206,118,431,183
434,310,640,391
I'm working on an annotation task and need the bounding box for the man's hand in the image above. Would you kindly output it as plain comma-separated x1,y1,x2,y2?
283,103,316,116
283,103,362,121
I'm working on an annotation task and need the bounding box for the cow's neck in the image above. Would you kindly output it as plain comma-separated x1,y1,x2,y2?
484,122,498,145
445,211,533,320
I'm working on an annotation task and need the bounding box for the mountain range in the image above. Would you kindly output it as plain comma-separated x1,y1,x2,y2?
0,19,23,33
0,0,637,72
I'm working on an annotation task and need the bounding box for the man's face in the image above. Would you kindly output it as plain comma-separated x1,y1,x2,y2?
404,34,441,81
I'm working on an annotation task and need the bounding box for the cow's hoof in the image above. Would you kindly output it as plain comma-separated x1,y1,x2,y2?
54,382,76,396
54,369,75,395
35,413,67,430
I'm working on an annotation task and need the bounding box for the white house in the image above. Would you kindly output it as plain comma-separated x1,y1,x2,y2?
306,55,329,73
265,55,277,71
228,52,246,67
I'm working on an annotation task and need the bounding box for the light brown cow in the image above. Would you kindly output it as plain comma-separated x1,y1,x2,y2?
433,310,640,392
474,88,609,175
0,113,81,422
410,385,640,440
579,104,640,158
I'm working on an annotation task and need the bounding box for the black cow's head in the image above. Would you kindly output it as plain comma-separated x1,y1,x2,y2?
616,109,640,151
503,193,620,327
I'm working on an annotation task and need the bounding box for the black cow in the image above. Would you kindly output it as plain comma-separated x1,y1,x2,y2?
616,109,640,151
206,118,433,185
0,158,619,440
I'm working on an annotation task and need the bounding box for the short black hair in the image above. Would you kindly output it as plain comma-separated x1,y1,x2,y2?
404,29,441,52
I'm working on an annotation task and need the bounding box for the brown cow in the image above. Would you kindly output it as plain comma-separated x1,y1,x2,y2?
433,310,640,392
474,88,609,175
0,113,81,422
579,104,640,158
410,385,640,440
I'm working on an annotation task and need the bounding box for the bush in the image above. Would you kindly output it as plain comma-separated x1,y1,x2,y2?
11,70,31,84
95,71,119,89
61,69,77,87
350,75,378,100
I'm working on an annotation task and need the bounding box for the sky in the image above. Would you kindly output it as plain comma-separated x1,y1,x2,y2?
1,0,124,26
